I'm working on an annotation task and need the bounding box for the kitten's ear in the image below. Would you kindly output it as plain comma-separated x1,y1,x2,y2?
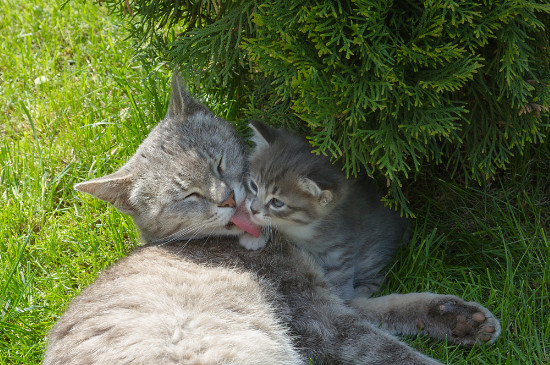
167,72,194,118
74,171,135,214
298,177,333,207
249,120,278,152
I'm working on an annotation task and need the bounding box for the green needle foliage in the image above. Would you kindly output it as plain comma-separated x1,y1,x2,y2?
95,0,550,215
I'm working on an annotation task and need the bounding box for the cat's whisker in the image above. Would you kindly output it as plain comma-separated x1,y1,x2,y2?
155,224,200,242
154,221,209,246
198,225,218,247
182,224,208,240
155,227,202,245
183,224,208,245
172,224,210,256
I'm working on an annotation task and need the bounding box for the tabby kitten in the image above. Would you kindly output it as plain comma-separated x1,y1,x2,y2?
44,74,500,365
241,121,409,300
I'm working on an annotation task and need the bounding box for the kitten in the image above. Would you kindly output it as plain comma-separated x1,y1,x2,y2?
43,74,500,365
241,121,408,300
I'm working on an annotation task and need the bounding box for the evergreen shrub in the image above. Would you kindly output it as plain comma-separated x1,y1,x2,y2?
95,0,550,215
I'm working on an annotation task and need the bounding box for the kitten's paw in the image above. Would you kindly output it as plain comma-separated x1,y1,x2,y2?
238,232,269,251
424,295,501,346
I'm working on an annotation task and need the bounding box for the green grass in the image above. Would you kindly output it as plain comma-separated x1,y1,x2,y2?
0,0,548,364
0,0,163,362
386,160,550,363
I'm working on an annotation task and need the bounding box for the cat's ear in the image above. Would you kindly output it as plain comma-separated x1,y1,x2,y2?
298,177,333,207
74,170,135,214
249,120,278,152
167,72,193,118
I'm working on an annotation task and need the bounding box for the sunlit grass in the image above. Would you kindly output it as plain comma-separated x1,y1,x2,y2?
0,0,163,362
386,155,550,364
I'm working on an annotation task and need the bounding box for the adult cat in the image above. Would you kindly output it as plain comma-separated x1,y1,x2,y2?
43,74,500,364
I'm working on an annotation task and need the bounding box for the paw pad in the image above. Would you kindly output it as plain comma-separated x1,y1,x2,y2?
472,312,486,322
429,296,501,346
452,316,473,337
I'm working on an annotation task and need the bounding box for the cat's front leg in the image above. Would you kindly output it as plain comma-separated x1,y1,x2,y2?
238,231,270,250
350,292,501,346
334,317,443,364
294,300,443,364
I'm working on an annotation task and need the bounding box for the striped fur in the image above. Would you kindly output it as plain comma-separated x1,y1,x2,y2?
243,121,410,300
74,76,248,244
44,74,500,365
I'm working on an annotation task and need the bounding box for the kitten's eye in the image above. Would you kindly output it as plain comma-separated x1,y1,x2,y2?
270,198,285,209
249,180,258,194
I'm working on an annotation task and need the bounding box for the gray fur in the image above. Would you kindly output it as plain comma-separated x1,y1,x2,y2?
74,75,248,244
243,121,409,300
44,74,500,365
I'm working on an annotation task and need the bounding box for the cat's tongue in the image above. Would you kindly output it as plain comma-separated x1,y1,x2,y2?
230,203,261,238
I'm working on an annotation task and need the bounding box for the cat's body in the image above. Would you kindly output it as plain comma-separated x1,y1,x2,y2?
45,237,449,365
44,74,500,364
242,121,408,300
44,242,301,364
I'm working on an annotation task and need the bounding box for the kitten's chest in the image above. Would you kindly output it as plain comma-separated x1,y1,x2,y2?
282,223,337,255
282,224,318,247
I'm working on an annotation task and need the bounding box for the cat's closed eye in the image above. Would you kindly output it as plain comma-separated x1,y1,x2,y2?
217,156,224,175
184,192,202,201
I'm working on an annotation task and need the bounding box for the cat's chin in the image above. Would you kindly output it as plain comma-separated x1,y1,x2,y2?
224,220,238,231
221,221,246,236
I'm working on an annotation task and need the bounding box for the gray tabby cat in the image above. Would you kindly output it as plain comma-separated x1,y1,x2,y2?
240,121,408,300
43,74,500,365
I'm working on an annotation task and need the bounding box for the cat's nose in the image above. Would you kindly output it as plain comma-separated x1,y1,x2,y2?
218,191,236,208
250,206,259,215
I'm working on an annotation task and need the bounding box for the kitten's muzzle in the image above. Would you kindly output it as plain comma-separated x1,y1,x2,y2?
218,191,236,208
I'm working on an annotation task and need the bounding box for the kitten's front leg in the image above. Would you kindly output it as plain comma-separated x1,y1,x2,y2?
350,292,501,346
238,231,270,250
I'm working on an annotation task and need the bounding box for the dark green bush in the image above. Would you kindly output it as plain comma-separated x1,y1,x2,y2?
95,0,550,215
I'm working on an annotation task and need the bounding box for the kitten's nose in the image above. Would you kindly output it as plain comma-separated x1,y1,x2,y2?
250,203,259,215
218,191,236,208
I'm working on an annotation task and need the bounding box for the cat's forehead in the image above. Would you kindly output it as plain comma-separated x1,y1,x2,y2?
184,113,243,152
149,110,243,156
126,107,246,191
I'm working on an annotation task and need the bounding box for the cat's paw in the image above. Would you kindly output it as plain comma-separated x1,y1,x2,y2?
424,295,501,346
238,232,269,250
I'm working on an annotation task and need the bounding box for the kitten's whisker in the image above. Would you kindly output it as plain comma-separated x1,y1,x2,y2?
265,224,278,248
